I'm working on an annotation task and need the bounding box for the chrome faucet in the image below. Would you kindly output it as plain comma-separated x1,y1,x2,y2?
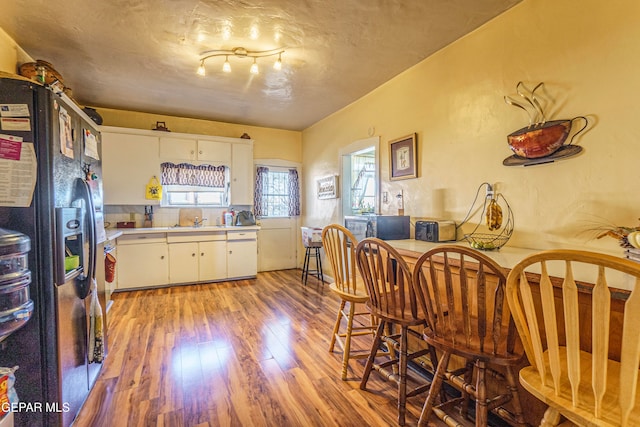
193,216,207,227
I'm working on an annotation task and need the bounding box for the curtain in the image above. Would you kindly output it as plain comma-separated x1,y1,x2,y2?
160,162,225,187
254,166,269,217
288,168,301,216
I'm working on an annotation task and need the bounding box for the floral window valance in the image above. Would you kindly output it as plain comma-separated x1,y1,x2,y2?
160,162,226,188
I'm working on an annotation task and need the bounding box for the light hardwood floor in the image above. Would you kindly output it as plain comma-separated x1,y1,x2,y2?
74,270,437,426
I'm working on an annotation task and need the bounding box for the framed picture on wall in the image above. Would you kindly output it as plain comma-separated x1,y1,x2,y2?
389,133,417,180
317,175,338,199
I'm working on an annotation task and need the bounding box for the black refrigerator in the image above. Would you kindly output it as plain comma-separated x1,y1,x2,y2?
0,75,107,426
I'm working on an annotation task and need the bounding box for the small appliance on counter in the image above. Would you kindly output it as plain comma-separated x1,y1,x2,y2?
344,215,410,241
415,220,456,242
235,211,256,226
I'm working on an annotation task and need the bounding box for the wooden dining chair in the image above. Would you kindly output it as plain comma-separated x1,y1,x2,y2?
412,245,526,427
506,249,640,427
321,224,378,380
356,238,437,426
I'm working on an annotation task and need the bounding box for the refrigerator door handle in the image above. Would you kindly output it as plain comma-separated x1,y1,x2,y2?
72,178,96,298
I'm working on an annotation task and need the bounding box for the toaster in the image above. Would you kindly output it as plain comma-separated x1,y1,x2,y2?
415,220,456,242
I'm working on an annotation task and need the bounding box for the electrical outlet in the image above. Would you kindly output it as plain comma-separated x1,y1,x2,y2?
382,192,389,204
486,183,494,199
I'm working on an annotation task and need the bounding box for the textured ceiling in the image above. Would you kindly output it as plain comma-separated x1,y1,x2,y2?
0,0,522,131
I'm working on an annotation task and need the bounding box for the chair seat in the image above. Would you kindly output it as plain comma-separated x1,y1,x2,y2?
519,347,640,427
329,282,370,303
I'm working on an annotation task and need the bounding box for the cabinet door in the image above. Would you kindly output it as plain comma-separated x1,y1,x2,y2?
197,139,231,164
230,142,254,205
117,243,168,289
168,242,199,284
159,137,197,161
199,241,227,282
227,239,257,278
102,133,161,205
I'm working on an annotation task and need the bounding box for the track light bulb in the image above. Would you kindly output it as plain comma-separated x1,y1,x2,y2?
197,61,206,76
222,56,231,73
250,58,259,75
273,53,282,70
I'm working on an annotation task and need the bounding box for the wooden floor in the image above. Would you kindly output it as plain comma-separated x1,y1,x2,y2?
74,269,440,427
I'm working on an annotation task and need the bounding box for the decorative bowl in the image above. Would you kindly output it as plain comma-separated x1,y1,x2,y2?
464,233,510,251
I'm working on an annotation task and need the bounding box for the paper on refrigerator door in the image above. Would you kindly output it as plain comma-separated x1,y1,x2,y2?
0,103,30,117
83,128,99,160
0,141,37,207
0,117,30,131
59,106,73,159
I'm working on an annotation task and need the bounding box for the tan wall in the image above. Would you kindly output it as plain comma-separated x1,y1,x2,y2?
301,0,640,253
95,107,302,163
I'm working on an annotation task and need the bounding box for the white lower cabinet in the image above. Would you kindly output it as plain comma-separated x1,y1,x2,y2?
116,234,169,289
168,242,199,284
168,240,227,284
199,241,227,281
227,230,258,278
117,229,256,290
167,231,228,284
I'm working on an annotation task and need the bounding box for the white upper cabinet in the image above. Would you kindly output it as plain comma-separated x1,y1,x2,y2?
159,136,196,161
159,136,231,165
102,130,161,205
230,141,254,205
198,138,232,164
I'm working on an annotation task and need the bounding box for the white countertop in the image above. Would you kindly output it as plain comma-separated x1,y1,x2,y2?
105,229,123,241
389,239,537,270
107,225,260,236
387,239,634,292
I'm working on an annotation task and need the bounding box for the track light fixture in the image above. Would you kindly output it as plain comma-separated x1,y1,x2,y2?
197,47,285,76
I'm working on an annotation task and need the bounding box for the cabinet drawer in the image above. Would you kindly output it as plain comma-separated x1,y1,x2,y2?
117,233,167,245
167,231,226,243
227,230,257,241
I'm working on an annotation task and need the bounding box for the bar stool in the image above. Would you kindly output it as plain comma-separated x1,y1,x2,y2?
301,227,324,285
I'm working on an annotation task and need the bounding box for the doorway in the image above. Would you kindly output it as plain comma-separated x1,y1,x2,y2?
255,160,300,272
340,136,380,218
